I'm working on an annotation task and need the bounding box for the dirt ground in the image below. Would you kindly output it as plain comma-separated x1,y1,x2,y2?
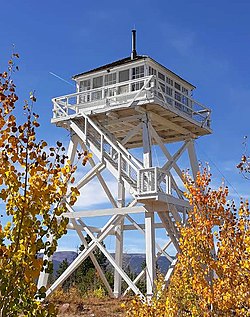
55,297,127,317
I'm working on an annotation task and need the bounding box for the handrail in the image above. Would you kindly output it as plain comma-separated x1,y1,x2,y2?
82,113,143,178
52,75,211,128
53,76,151,102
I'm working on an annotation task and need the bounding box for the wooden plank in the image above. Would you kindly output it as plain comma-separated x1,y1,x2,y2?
148,111,194,136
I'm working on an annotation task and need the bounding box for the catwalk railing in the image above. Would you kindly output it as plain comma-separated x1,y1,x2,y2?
52,76,211,128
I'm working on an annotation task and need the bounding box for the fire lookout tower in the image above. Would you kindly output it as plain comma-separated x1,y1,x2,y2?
39,30,212,299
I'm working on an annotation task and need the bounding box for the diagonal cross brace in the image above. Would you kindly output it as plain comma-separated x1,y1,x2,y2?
45,214,123,297
78,218,144,298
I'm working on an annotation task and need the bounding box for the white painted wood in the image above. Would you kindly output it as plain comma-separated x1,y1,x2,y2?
142,114,152,168
121,122,142,145
123,240,172,296
114,181,125,297
48,57,208,301
79,219,143,298
37,234,53,290
71,218,113,297
46,214,123,297
187,139,199,180
145,207,156,299
148,111,194,137
76,137,118,208
62,205,146,218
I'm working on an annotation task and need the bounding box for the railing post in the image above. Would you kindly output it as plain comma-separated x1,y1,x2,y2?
100,134,104,159
118,152,122,181
137,170,141,193
165,172,171,195
84,116,87,139
154,167,157,193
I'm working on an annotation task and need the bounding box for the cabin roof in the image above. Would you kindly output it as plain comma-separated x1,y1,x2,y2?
72,55,196,89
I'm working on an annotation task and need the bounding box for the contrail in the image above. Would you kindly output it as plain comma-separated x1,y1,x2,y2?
49,72,74,86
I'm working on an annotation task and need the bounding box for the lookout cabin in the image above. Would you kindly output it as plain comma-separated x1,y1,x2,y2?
52,39,211,149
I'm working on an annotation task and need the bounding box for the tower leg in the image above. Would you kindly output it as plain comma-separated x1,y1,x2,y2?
187,139,199,180
37,234,53,289
142,114,156,299
114,181,125,297
145,208,156,299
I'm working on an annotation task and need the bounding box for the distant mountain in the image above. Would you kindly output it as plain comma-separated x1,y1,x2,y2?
44,251,171,276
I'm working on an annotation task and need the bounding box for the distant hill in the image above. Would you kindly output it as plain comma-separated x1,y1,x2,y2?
42,251,172,276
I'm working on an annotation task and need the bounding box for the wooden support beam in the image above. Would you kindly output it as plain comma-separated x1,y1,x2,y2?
187,139,199,180
72,219,113,297
148,111,194,136
46,214,124,297
62,205,146,218
121,122,142,146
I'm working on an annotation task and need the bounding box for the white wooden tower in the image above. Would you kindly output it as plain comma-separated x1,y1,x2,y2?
39,30,212,299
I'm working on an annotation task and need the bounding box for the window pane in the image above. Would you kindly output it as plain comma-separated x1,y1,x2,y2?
175,91,181,101
174,82,181,90
119,70,129,82
166,76,173,86
158,72,165,81
182,87,188,95
105,73,116,86
79,79,91,91
166,86,172,96
132,66,144,79
149,66,156,76
93,76,103,88
132,81,144,91
118,84,129,94
91,90,102,100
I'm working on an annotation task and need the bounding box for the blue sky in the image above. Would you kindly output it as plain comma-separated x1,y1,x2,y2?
1,0,250,252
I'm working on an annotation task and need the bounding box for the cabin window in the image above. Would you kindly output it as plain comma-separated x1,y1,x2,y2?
158,72,165,81
175,91,182,102
105,73,116,86
91,91,102,100
79,79,91,103
118,85,129,94
79,79,91,91
174,82,181,90
93,76,103,89
182,87,188,95
132,81,144,91
160,83,165,93
149,66,156,76
119,69,129,83
166,86,173,96
132,66,144,79
166,76,173,86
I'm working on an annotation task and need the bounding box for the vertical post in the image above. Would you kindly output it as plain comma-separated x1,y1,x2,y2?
37,234,53,290
145,205,156,299
165,172,172,195
187,139,199,181
142,114,156,299
142,114,152,168
37,133,78,290
114,180,125,297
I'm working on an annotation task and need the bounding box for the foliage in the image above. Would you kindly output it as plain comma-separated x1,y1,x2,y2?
124,275,168,317
125,169,250,316
0,55,90,316
237,136,250,179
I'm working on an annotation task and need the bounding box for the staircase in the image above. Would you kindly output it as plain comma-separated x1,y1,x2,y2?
69,113,186,239
69,113,143,196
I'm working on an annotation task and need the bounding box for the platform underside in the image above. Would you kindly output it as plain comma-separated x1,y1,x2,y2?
53,100,211,149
